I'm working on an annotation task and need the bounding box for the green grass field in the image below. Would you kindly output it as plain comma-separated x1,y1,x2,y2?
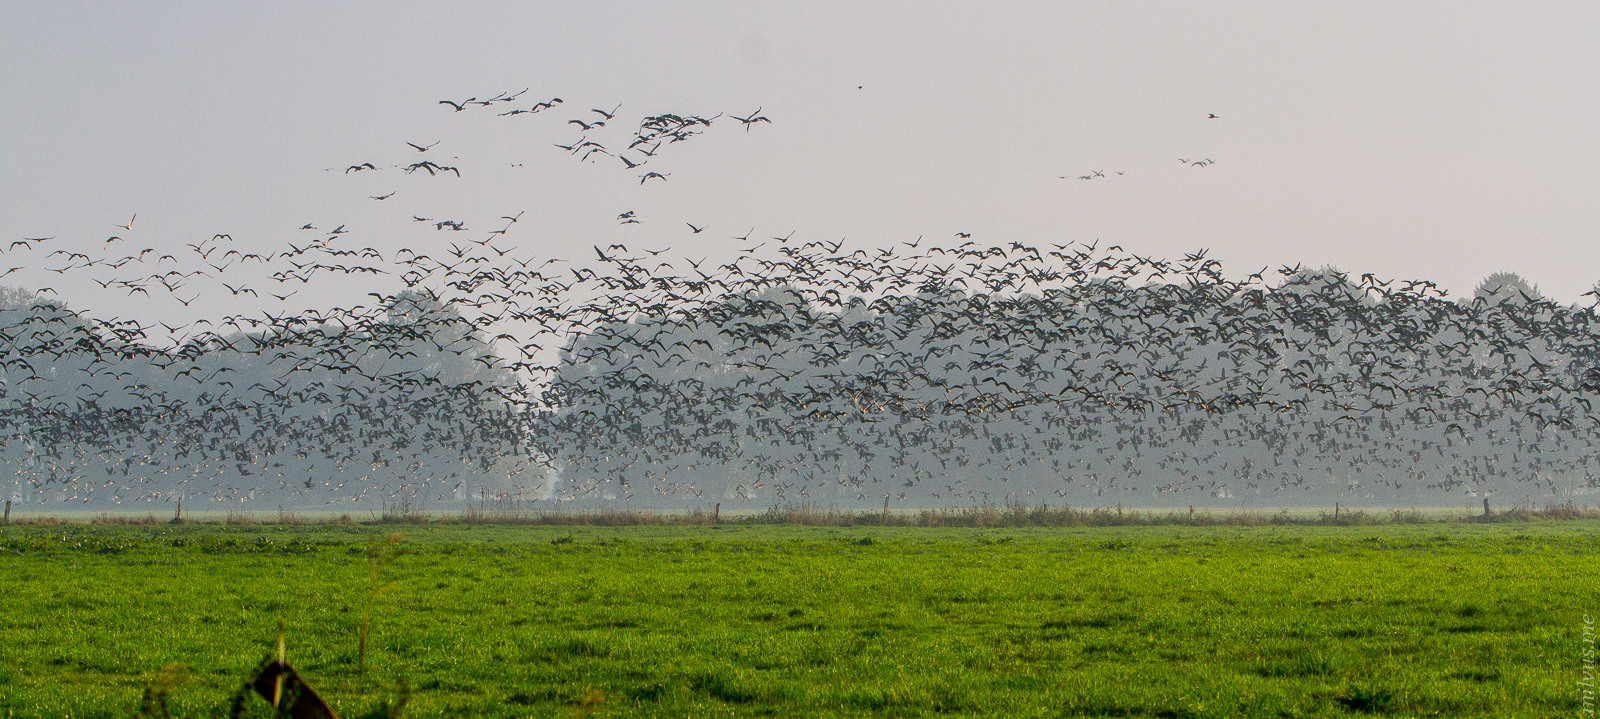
2,519,1596,717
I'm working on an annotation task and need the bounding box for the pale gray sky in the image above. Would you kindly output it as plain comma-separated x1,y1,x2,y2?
4,1,1598,324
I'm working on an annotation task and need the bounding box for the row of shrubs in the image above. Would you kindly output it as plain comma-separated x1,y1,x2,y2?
6,502,1598,527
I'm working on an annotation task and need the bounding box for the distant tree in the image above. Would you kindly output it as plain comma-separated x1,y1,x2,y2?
1475,272,1542,303
1274,265,1374,305
0,286,42,310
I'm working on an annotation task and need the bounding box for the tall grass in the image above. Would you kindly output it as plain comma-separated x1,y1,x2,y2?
426,499,1600,528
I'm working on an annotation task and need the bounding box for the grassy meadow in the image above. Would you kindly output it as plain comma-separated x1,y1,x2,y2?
1,518,1596,717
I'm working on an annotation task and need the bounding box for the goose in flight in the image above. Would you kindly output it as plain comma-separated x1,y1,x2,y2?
733,108,771,131
501,98,564,115
116,214,136,230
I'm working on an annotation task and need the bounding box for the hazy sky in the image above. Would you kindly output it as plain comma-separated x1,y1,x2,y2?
4,1,1598,321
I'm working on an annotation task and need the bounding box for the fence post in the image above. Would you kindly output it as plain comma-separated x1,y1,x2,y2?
4,499,9,524
713,502,720,523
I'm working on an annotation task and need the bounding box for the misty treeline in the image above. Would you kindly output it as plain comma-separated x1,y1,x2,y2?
4,241,1600,510
0,286,531,508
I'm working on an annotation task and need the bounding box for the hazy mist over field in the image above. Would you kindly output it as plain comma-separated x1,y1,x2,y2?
3,3,1600,515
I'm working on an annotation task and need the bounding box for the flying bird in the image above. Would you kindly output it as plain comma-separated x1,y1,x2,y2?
505,98,564,115
732,108,771,131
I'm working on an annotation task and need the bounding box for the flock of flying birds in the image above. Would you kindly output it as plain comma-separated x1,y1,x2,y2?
3,96,1599,510
1062,113,1222,181
326,87,770,227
